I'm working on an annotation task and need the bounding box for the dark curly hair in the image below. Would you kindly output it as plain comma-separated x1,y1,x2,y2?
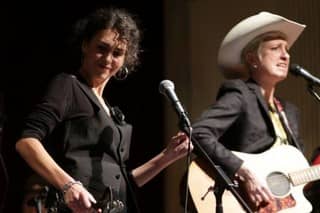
71,7,141,72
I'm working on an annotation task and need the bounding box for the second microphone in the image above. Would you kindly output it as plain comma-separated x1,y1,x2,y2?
159,80,191,128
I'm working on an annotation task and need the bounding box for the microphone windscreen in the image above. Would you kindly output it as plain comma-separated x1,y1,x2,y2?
289,63,300,75
159,80,175,95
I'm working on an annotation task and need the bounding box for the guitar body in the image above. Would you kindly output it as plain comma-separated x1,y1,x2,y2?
188,145,313,213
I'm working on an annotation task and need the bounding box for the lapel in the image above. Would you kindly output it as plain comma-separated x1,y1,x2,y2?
73,74,124,162
74,75,101,113
246,79,301,150
246,80,276,137
274,99,302,150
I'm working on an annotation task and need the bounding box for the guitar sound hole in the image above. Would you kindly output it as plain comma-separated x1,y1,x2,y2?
266,172,290,197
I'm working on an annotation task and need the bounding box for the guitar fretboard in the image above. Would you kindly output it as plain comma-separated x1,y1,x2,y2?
289,164,320,186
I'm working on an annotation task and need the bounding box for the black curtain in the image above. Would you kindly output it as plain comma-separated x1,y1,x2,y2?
0,92,8,212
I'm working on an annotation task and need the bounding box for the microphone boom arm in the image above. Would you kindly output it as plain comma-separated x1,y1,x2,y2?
307,83,320,102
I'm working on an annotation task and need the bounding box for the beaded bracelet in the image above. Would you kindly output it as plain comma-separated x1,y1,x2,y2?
62,180,83,194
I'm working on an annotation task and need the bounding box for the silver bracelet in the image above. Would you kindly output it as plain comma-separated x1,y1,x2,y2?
62,180,83,194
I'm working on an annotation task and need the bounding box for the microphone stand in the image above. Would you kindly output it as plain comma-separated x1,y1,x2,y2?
307,83,320,102
180,120,253,213
192,137,252,213
181,120,193,213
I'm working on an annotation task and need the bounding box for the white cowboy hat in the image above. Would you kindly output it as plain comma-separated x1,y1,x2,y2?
217,11,306,77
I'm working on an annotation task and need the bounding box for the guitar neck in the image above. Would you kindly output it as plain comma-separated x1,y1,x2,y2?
289,164,320,186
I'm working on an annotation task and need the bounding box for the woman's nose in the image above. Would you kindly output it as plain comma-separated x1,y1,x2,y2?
281,49,290,60
105,52,113,63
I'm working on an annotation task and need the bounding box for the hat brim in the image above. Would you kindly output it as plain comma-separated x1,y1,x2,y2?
217,12,306,76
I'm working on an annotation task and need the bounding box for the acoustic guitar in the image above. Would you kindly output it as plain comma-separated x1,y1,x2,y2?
188,145,319,212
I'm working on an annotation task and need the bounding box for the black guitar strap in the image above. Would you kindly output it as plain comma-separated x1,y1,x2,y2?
274,98,302,151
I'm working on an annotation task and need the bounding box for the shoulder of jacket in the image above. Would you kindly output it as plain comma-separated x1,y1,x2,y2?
219,79,249,92
50,72,78,84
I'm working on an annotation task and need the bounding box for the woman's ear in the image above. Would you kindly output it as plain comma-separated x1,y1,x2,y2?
245,51,258,68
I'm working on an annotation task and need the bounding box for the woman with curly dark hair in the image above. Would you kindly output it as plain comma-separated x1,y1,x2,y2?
15,7,192,213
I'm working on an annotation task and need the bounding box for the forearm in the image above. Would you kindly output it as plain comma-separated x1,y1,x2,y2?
131,150,174,187
132,132,191,187
15,137,74,190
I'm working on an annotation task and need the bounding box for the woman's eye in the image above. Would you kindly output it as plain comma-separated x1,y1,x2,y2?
113,50,125,58
98,45,108,52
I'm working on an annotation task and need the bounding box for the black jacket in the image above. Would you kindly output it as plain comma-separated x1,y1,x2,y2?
192,79,301,176
20,73,138,212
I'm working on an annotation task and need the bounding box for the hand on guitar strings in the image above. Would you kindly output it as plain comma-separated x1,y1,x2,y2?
235,162,274,209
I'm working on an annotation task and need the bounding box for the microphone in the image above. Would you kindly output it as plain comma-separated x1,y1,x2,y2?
290,64,320,86
159,80,191,128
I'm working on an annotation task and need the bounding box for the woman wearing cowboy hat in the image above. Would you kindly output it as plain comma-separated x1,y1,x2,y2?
190,12,308,212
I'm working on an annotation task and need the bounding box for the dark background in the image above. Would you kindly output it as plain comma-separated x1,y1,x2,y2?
1,1,166,212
